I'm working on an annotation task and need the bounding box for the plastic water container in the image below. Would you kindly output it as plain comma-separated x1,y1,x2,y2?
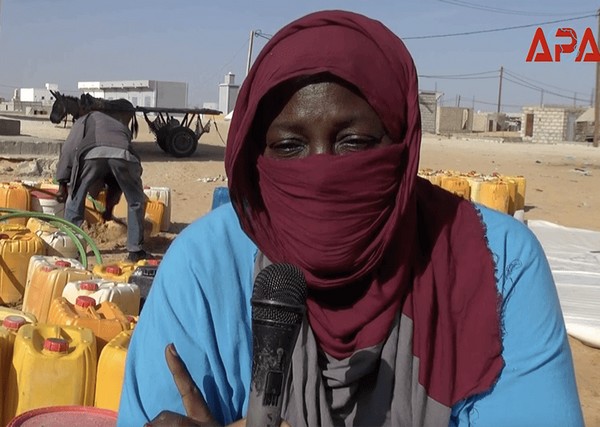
47,297,130,355
0,225,45,304
26,218,86,259
0,183,30,226
145,186,171,231
22,257,93,323
128,259,160,309
2,324,97,425
92,261,137,283
94,329,133,411
505,175,527,221
0,307,37,324
7,405,117,427
0,316,31,423
25,255,85,287
145,199,165,236
440,176,471,200
478,180,510,213
84,190,106,224
30,189,64,218
62,279,141,316
465,177,484,204
211,186,231,210
501,178,518,216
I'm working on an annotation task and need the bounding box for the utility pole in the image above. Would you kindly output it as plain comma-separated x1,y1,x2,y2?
246,30,256,77
594,8,600,147
540,89,544,107
497,66,503,113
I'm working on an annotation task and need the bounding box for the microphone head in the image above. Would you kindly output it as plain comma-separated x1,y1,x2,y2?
251,263,307,325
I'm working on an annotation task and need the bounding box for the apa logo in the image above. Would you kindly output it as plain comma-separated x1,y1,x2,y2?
526,27,600,62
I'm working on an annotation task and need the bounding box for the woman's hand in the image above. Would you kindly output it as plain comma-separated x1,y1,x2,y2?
145,344,291,427
144,343,229,427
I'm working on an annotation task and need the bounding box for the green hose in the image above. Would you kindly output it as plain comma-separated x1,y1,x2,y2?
0,208,102,268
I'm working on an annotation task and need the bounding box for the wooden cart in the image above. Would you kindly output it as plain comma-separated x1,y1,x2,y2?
136,106,222,158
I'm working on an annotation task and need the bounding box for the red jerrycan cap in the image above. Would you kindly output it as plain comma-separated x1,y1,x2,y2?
146,259,160,266
43,337,69,353
2,315,27,331
105,265,122,275
55,260,72,268
75,296,97,308
79,281,99,291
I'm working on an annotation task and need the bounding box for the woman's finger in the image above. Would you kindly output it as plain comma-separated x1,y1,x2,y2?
165,343,220,426
146,410,203,426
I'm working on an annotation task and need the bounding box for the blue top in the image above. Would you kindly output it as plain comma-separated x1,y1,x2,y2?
118,203,584,427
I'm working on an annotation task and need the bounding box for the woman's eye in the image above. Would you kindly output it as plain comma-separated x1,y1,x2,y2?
336,136,380,153
267,140,305,158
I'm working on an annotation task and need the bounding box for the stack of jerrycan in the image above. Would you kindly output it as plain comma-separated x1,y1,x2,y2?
62,279,140,316
2,324,96,425
0,182,30,226
26,217,86,259
418,169,527,219
22,256,93,323
0,224,45,305
94,329,133,411
47,295,130,356
0,315,33,424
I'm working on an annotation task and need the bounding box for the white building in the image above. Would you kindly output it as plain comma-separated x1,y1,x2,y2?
77,80,188,108
219,73,239,115
18,83,58,105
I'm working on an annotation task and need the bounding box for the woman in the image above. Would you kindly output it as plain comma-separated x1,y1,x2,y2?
118,10,584,427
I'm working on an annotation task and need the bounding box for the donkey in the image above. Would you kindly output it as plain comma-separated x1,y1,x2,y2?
49,90,84,127
79,93,139,138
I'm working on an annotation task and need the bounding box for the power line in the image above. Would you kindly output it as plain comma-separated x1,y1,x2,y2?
503,69,590,98
437,0,596,17
402,13,596,40
503,76,585,101
420,75,498,80
419,70,498,79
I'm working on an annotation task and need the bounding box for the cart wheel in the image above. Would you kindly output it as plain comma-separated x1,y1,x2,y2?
166,127,198,157
156,128,170,153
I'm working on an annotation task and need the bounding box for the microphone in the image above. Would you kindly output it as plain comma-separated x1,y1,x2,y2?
246,263,307,427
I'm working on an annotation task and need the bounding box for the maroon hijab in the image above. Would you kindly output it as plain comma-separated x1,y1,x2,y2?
225,10,503,406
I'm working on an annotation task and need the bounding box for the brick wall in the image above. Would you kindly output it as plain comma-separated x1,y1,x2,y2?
521,106,585,143
419,92,437,134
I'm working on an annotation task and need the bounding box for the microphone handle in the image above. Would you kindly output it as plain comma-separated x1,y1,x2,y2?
246,319,300,427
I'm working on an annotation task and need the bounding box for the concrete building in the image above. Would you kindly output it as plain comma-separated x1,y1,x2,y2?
77,80,188,108
521,105,586,143
472,112,509,132
18,83,58,104
419,91,441,134
436,107,474,134
219,73,239,115
0,83,58,114
575,108,594,142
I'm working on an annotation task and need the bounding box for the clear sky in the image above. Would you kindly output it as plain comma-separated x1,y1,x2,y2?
0,0,597,113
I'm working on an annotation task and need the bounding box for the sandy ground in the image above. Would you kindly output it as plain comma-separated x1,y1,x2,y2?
1,117,599,425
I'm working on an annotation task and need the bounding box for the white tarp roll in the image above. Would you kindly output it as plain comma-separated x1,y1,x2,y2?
528,220,600,349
